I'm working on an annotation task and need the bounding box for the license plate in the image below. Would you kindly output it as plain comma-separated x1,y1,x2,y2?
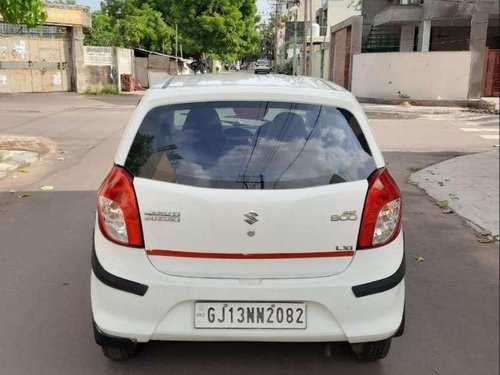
194,302,306,329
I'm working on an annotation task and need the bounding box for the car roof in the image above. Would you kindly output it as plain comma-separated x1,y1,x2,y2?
154,73,346,92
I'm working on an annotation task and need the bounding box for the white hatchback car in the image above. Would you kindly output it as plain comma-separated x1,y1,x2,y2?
91,74,405,361
254,59,271,74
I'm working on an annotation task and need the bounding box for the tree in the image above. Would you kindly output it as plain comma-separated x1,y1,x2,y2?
117,5,174,52
258,13,287,61
0,0,47,27
84,11,118,46
84,0,260,62
146,0,260,62
100,0,137,20
84,3,174,52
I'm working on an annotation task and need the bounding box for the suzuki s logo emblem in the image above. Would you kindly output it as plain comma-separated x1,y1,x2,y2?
244,211,258,237
243,211,259,225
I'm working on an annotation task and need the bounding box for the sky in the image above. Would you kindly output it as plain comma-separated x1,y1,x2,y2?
77,0,272,19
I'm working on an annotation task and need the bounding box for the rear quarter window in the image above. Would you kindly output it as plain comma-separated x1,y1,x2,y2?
125,101,376,189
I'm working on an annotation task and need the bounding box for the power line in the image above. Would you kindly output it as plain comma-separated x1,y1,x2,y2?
272,106,323,188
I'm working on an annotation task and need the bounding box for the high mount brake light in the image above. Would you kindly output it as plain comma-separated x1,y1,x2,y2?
97,165,144,248
357,168,402,249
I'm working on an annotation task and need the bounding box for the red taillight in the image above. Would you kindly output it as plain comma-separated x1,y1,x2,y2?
97,165,144,247
357,168,402,250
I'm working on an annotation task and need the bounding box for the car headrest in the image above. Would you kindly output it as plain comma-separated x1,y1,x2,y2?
260,112,307,141
183,108,222,132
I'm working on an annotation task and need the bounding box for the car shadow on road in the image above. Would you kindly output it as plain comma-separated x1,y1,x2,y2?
115,340,385,375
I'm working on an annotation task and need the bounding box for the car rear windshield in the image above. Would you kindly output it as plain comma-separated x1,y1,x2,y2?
125,101,376,189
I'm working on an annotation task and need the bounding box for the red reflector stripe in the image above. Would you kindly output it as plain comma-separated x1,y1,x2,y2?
146,249,355,259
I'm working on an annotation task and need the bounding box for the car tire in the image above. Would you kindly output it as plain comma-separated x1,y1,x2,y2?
350,338,391,361
101,344,137,361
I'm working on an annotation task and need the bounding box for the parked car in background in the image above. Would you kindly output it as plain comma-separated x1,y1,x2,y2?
91,74,405,362
254,59,271,74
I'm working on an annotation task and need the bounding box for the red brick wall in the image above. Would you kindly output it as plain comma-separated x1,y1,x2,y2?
331,26,352,89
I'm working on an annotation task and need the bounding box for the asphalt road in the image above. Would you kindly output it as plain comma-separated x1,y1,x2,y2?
0,94,498,375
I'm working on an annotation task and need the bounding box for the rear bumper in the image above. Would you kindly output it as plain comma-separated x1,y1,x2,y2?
91,229,405,344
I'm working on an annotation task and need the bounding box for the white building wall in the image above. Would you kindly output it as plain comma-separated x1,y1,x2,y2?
83,46,134,92
83,46,113,66
294,0,322,22
351,51,472,100
117,48,133,75
327,0,361,28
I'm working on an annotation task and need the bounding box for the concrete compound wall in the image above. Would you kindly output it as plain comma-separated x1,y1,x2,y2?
117,48,133,75
351,51,472,100
311,51,322,79
83,46,113,88
83,46,133,91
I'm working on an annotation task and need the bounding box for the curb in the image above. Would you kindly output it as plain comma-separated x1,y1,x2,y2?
410,150,500,239
357,97,498,114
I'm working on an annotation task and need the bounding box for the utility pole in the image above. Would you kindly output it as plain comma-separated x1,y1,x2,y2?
302,0,308,76
275,4,279,65
292,4,298,76
308,0,313,76
175,23,179,75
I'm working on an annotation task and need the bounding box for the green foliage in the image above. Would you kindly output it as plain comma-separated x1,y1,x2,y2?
144,0,260,62
84,4,174,52
0,0,47,28
84,12,117,46
100,85,119,94
84,85,119,95
126,132,154,175
436,200,450,209
84,0,260,62
117,5,174,52
271,59,293,75
257,14,287,61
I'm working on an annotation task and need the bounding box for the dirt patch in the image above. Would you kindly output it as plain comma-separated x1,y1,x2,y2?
0,135,56,155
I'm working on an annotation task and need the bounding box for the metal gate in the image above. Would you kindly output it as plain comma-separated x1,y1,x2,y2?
0,23,71,93
482,48,500,97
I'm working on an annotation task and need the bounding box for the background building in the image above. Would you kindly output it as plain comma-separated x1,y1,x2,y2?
303,0,500,100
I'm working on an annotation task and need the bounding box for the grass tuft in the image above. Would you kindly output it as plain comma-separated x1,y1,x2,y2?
84,85,119,96
436,200,449,209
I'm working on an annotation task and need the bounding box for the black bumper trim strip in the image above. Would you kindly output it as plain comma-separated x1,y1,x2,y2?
352,253,405,298
93,318,137,348
92,246,148,296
